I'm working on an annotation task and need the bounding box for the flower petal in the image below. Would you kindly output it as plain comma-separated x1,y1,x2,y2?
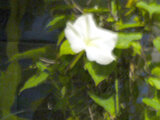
86,46,115,65
85,28,117,65
65,13,118,65
64,22,85,53
73,14,97,39
91,27,117,49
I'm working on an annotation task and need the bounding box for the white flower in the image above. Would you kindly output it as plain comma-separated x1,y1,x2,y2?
64,14,117,65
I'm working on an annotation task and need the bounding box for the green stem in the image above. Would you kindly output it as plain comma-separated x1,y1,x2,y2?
115,79,119,114
69,51,84,70
154,89,158,99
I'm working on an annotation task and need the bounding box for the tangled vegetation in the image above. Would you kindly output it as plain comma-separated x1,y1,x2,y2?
1,0,160,120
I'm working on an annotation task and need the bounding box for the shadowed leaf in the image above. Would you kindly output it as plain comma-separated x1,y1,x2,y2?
84,61,115,86
20,72,49,93
88,92,115,116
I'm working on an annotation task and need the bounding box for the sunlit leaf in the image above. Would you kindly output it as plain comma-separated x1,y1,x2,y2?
144,109,150,120
20,72,49,93
116,33,142,49
143,98,160,110
131,41,141,56
151,67,160,77
84,61,115,86
107,16,115,22
83,8,109,13
59,40,76,56
111,0,117,19
136,1,160,18
126,0,137,8
148,77,160,90
88,92,115,116
116,23,144,30
36,62,47,72
153,37,160,52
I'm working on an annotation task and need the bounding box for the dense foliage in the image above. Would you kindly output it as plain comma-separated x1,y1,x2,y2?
1,0,160,120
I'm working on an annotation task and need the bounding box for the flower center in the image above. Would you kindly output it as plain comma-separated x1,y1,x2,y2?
85,38,95,47
85,38,90,45
84,38,98,47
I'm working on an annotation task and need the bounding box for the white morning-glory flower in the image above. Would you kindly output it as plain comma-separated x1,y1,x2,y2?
64,14,117,65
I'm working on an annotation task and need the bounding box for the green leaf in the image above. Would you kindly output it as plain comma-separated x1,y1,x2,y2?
0,62,24,120
83,8,109,13
144,109,150,120
47,15,65,27
88,92,115,116
126,0,137,8
84,61,115,86
107,16,115,22
136,1,160,18
116,23,144,30
143,98,160,110
116,33,142,49
131,41,142,56
36,62,47,72
20,72,49,93
151,67,160,77
60,40,76,56
153,37,160,52
1,114,26,120
148,77,160,90
57,31,65,45
10,47,47,61
111,0,117,19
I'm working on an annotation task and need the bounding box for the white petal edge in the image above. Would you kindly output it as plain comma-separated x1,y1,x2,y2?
85,46,115,65
64,22,85,53
73,13,97,39
89,27,118,51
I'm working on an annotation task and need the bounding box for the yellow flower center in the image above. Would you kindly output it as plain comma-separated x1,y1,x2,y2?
85,38,97,47
85,38,96,47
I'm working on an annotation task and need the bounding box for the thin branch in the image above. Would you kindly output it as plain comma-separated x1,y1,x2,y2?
108,0,111,10
64,0,77,13
64,0,83,14
88,106,94,120
87,0,92,5
71,0,83,13
107,0,118,21
40,57,56,64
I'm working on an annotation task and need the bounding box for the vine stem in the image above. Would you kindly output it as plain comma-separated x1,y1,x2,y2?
88,106,94,120
115,79,119,114
71,0,84,13
65,51,84,73
69,51,84,69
